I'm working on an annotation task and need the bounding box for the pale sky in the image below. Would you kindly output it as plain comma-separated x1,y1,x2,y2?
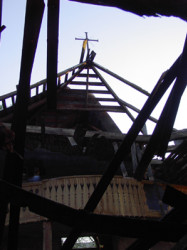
0,0,187,133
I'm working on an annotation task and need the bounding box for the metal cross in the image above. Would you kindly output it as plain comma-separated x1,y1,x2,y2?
75,32,98,53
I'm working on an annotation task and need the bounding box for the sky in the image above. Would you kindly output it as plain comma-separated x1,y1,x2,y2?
0,0,187,134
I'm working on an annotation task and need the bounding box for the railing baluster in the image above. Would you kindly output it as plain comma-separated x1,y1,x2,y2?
0,62,86,113
36,86,39,95
65,73,68,82
57,76,61,86
2,99,6,110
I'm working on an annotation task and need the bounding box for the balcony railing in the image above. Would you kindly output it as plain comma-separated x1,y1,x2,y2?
0,62,86,112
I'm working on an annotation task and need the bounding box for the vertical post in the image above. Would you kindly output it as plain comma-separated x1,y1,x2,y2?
43,221,52,250
5,1,45,249
47,0,60,109
0,0,3,41
0,0,2,29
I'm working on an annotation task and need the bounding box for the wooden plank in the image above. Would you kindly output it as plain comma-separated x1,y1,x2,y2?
89,97,114,101
77,73,97,78
67,88,109,94
71,81,105,86
57,104,124,112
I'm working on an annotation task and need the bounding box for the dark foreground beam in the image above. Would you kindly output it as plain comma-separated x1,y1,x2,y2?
127,187,187,250
134,35,187,180
162,186,187,210
3,1,45,249
47,0,60,109
69,0,187,21
0,180,186,242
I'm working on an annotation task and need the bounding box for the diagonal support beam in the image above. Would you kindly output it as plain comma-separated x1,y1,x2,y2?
93,61,150,96
134,36,187,180
91,64,137,124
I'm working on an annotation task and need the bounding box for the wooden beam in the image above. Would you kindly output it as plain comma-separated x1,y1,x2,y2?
4,1,45,249
4,123,187,149
134,36,187,181
93,62,150,96
119,98,159,124
77,73,97,78
43,221,52,250
0,180,186,242
57,105,124,112
47,0,60,109
71,81,105,86
12,0,44,155
0,0,2,40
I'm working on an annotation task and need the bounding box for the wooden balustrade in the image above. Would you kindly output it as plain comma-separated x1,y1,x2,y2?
0,62,84,112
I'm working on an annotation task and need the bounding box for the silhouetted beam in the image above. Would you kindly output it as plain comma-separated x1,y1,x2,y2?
93,62,150,96
4,1,45,250
134,36,187,180
172,234,187,250
127,189,187,250
47,0,60,109
91,65,136,124
0,0,2,40
162,186,187,210
61,56,181,249
0,180,186,242
69,0,187,21
71,81,105,86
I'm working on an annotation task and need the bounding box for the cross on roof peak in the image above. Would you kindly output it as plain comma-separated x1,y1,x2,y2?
75,32,98,42
75,32,98,53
